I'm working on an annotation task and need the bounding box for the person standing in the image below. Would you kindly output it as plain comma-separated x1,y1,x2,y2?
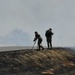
45,28,54,49
33,31,44,50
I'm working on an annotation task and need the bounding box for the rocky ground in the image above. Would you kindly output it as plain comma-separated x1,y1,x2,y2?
0,47,75,75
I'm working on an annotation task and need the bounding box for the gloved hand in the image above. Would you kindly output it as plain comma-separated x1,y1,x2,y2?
33,38,36,42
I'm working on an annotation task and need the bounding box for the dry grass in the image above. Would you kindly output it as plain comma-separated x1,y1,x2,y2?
0,48,75,75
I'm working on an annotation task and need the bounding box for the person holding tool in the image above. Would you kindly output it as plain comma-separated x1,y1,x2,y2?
33,31,44,50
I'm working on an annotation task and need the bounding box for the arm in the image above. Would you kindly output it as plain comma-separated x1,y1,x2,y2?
33,34,38,41
51,32,54,36
33,37,37,41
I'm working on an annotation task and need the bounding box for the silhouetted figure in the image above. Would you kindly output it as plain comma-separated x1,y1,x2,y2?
45,28,54,49
33,31,44,50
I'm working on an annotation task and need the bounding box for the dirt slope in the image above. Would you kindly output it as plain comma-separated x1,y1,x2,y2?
0,48,75,75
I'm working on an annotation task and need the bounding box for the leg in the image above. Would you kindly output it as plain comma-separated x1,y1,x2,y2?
40,45,44,50
47,38,49,49
38,40,41,50
47,41,49,49
50,40,52,49
38,38,44,50
38,43,44,50
38,44,40,50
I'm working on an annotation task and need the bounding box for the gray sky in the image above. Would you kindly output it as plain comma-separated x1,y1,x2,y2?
0,0,75,47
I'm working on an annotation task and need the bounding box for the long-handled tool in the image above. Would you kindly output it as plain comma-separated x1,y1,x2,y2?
31,41,36,50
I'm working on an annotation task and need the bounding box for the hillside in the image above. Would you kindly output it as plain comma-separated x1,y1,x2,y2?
0,48,75,75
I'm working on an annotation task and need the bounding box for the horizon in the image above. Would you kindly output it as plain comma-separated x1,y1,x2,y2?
0,46,75,52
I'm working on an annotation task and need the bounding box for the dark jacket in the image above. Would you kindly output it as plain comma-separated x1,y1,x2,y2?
34,33,42,42
45,30,53,38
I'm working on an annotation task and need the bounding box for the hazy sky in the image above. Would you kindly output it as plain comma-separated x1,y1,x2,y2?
0,0,75,47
